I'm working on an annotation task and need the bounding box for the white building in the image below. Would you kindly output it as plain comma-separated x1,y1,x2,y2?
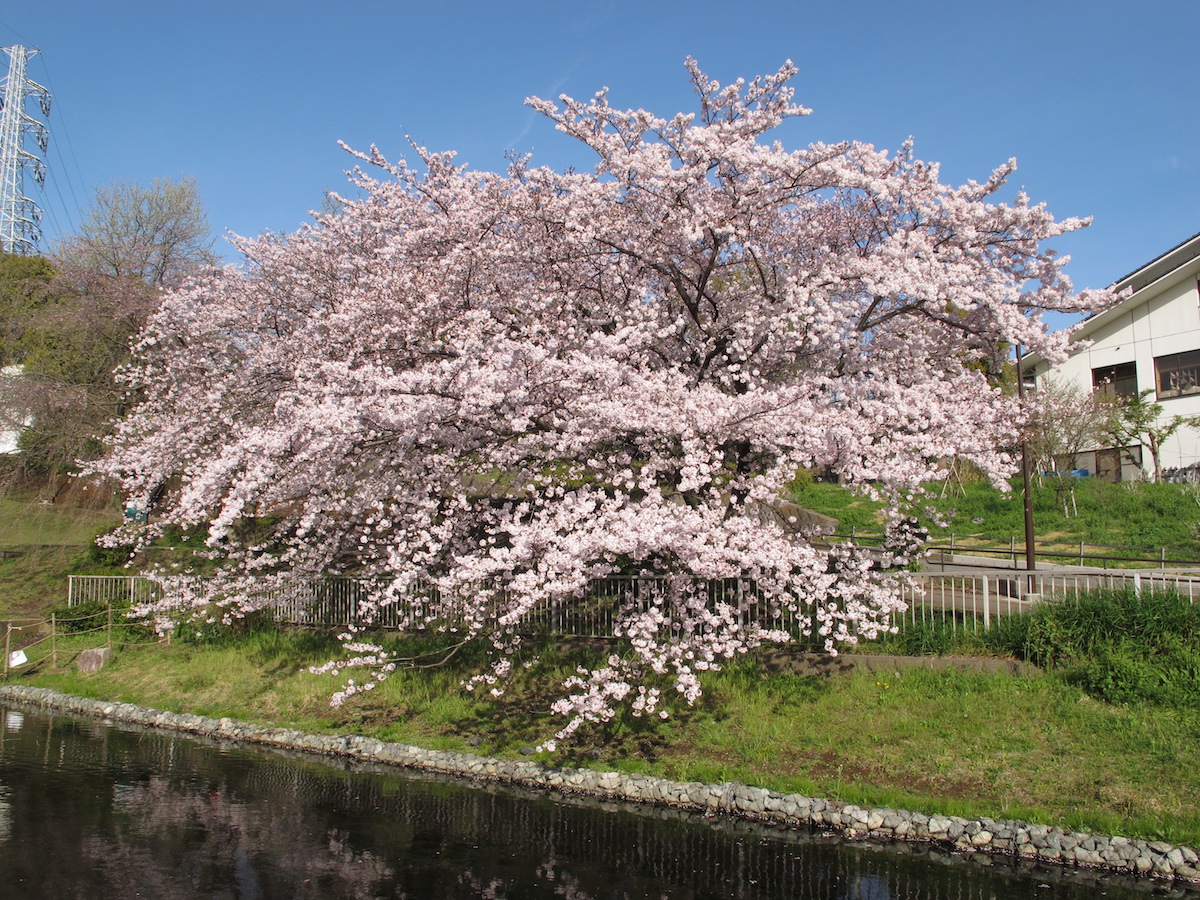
0,364,33,455
1024,231,1200,481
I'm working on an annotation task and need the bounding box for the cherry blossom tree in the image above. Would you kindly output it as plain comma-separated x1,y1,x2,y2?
1025,377,1108,516
92,60,1109,744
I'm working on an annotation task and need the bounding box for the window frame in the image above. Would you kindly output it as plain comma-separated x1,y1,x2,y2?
1091,361,1138,399
1154,350,1200,400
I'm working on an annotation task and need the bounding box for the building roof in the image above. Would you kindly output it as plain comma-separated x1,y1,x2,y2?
1110,230,1200,293
1021,230,1200,371
1069,230,1200,343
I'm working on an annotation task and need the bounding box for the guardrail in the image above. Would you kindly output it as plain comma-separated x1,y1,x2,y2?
832,529,1200,569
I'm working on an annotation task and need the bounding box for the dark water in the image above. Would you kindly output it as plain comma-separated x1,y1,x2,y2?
0,703,1176,899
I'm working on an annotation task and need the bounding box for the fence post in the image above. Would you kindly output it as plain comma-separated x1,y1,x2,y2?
3,623,9,680
1133,572,1142,598
107,604,113,649
1079,542,1084,566
982,575,991,631
1161,547,1167,568
51,613,57,668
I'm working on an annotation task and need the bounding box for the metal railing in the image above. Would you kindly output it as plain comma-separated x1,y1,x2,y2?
67,574,166,609
831,529,1200,570
68,574,803,638
66,569,1199,640
890,569,1197,636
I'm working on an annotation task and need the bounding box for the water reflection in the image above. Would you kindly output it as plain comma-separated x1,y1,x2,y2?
0,702,1178,899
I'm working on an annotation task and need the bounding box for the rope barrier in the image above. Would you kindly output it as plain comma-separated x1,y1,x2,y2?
3,603,155,679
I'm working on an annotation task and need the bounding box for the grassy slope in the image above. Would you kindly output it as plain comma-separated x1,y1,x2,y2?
17,627,1200,848
0,495,123,617
791,477,1200,559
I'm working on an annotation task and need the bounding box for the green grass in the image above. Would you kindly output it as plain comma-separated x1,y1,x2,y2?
15,596,1200,848
0,546,85,617
0,496,121,546
0,493,124,618
788,482,886,533
790,476,1200,561
927,478,1200,554
665,663,1200,844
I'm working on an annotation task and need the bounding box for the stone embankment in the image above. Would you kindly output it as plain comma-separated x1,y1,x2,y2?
3,685,1197,888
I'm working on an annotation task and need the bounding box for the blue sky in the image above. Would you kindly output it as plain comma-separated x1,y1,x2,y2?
3,0,1198,309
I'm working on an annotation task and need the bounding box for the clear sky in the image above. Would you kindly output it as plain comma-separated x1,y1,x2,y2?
3,0,1198,309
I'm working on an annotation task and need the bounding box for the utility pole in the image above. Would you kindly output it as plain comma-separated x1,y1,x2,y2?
0,45,51,255
1015,344,1037,577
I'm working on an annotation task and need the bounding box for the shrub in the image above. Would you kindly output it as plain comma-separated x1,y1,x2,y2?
175,609,279,647
1025,589,1200,664
1065,645,1200,708
1024,589,1200,708
48,599,118,634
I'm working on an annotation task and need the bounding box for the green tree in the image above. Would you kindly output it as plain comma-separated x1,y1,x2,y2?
0,252,58,366
1105,389,1200,483
0,254,60,473
2,177,215,484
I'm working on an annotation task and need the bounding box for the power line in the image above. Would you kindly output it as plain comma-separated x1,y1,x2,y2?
28,51,85,243
0,16,35,49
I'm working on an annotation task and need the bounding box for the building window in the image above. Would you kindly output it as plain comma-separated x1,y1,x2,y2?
1092,361,1138,398
1155,350,1200,399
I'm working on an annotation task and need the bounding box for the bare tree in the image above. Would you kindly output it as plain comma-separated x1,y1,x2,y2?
1027,377,1108,476
55,176,217,286
1027,377,1108,515
8,271,159,480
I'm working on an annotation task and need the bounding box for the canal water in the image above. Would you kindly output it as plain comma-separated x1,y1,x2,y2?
0,702,1176,899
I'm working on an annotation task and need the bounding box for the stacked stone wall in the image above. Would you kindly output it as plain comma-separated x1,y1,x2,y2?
2,685,1196,887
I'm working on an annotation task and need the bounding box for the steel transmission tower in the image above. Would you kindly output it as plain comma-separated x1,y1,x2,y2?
0,45,51,255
